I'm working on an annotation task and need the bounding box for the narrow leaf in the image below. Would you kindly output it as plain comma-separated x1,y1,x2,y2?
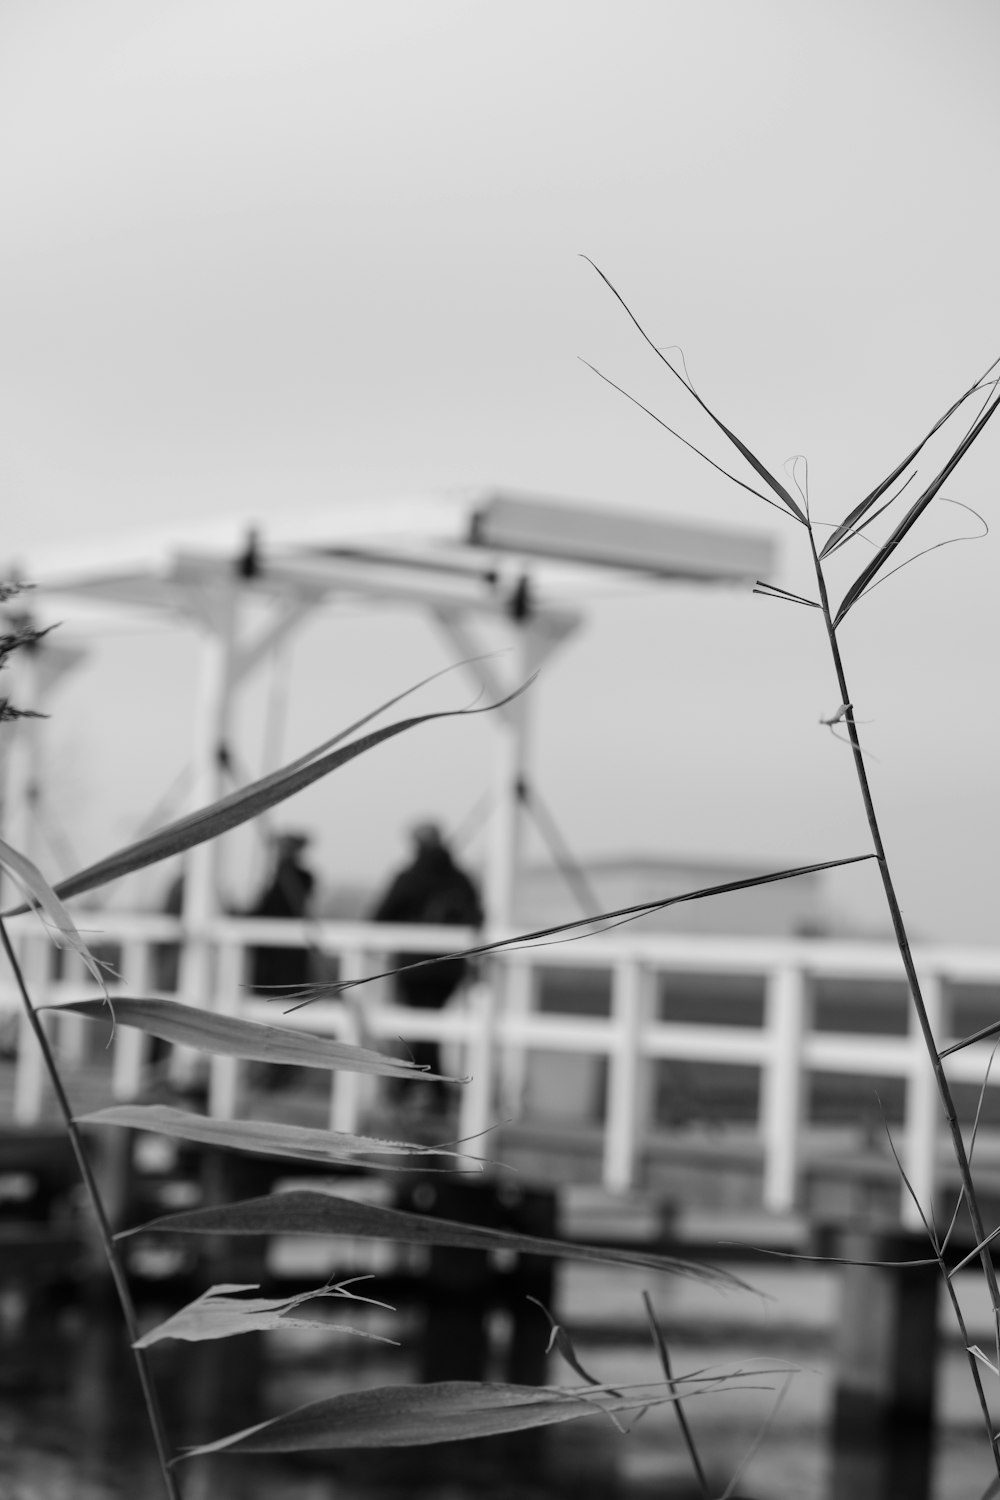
0,835,109,996
842,497,988,607
820,357,1000,558
134,1280,393,1348
289,855,877,1005
720,1372,793,1500
527,1298,612,1389
581,360,790,518
879,1114,940,1253
643,1291,710,1500
947,1225,1000,1279
5,671,532,911
717,1244,937,1269
834,389,1000,625
939,1019,1000,1058
821,481,911,560
937,1031,1000,1254
941,1035,1000,1258
176,1379,684,1459
969,1345,1000,1377
583,257,806,522
77,1105,480,1171
46,997,455,1081
752,581,819,608
117,1187,750,1290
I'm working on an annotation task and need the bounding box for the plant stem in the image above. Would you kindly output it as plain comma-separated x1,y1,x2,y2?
808,529,1000,1467
642,1291,710,1499
0,918,183,1499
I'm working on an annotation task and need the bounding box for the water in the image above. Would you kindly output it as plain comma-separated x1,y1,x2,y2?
1,1262,996,1500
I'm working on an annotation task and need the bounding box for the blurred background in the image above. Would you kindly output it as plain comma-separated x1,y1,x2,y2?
2,8,1000,1498
1,0,999,941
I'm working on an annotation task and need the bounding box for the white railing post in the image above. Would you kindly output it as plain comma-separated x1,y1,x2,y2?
55,949,89,1069
760,963,809,1213
497,957,535,1119
603,958,650,1193
14,934,52,1123
112,940,152,1101
458,965,498,1147
208,940,245,1120
329,948,367,1135
903,973,944,1230
172,583,237,1087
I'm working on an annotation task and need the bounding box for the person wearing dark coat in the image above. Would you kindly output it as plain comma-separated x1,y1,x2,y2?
372,821,482,1101
152,871,185,994
248,831,315,994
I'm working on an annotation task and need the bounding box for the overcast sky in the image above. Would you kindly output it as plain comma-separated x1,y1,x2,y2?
1,0,999,943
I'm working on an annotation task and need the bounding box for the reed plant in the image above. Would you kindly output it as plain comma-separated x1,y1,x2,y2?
4,271,1000,1496
573,260,1000,1489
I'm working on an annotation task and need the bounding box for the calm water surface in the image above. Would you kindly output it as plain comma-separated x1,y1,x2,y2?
1,1262,995,1500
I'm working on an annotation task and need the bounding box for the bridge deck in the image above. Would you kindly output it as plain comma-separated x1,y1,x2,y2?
5,1057,1000,1231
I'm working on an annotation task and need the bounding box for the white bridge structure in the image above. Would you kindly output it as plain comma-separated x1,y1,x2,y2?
3,491,998,1234
4,910,1000,1232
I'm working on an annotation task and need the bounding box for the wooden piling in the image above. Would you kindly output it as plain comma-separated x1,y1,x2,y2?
822,1225,940,1431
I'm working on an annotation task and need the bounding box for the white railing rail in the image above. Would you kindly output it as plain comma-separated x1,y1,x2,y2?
3,910,1000,1228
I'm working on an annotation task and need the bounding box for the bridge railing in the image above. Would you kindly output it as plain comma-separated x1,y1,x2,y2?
2,910,1000,1226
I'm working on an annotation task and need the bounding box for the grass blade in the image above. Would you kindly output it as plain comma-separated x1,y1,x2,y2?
940,1020,1000,1058
720,1372,793,1500
820,357,1000,558
580,360,791,519
289,855,876,1004
940,1037,1000,1256
583,257,806,522
527,1297,614,1389
752,581,819,608
643,1291,710,1499
844,498,988,609
117,1187,751,1290
878,1112,939,1249
717,1243,938,1268
134,1280,393,1348
0,836,110,996
946,1225,1000,1280
77,1104,481,1171
175,1379,680,1459
5,669,531,912
821,480,912,560
834,389,1000,626
46,997,455,1081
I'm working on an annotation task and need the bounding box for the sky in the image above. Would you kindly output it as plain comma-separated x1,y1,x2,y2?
1,0,999,943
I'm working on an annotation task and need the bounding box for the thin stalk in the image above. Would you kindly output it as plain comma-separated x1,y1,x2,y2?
642,1291,710,1499
807,529,1000,1468
0,919,183,1499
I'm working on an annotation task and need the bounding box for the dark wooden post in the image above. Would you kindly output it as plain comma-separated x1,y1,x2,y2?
394,1175,557,1385
824,1226,939,1430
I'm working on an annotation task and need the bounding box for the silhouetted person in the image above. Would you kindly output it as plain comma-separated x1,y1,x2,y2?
372,822,482,1106
151,871,184,995
248,831,315,995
